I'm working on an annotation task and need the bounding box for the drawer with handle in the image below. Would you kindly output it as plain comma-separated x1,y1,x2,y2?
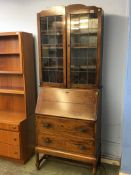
0,130,20,146
37,133,95,156
0,142,20,159
36,115,95,139
0,122,19,131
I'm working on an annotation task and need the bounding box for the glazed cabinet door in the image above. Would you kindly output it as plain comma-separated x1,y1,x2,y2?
66,5,103,88
37,6,66,87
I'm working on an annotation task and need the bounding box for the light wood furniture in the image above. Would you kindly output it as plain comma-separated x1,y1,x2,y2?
0,32,37,163
35,4,103,174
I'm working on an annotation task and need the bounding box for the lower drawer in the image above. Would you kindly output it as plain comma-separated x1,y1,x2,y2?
37,133,95,156
0,143,20,159
0,130,20,146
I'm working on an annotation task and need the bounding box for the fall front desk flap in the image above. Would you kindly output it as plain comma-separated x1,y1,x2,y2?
35,87,99,121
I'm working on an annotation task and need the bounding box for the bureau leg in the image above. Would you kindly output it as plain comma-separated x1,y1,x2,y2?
92,165,97,175
36,152,40,170
35,152,48,170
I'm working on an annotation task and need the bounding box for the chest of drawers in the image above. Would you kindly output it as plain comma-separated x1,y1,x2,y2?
35,87,100,174
0,115,35,163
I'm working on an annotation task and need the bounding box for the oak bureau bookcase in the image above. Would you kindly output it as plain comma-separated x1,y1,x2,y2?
0,32,37,163
35,4,103,175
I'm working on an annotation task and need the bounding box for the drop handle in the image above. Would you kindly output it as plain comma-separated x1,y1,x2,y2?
79,128,87,133
44,138,52,144
43,123,51,129
74,143,87,151
80,145,87,151
12,126,17,130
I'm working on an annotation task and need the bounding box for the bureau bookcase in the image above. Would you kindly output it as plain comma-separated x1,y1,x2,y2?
35,4,103,174
0,32,36,163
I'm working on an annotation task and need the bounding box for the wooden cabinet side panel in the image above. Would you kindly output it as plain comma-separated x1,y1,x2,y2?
21,33,37,117
20,116,35,163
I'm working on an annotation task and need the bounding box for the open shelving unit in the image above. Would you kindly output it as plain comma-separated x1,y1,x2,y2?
0,32,36,163
0,33,24,118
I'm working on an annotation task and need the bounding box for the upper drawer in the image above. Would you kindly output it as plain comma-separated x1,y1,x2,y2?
0,130,20,146
0,122,19,131
36,115,95,139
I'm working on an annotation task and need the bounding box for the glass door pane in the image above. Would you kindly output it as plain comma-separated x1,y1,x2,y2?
40,15,64,84
70,13,98,86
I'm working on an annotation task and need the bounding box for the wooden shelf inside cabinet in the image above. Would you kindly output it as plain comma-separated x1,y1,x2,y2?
0,111,26,124
0,88,24,95
42,45,63,49
0,52,20,55
71,46,97,49
0,71,23,74
40,30,63,35
71,31,98,35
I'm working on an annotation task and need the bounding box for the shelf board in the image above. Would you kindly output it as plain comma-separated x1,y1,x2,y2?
0,32,19,36
42,57,63,59
71,45,97,49
41,30,63,35
41,33,63,36
71,28,98,33
42,44,63,49
0,88,24,95
0,111,26,124
43,66,63,69
0,52,20,55
0,71,23,75
71,65,96,70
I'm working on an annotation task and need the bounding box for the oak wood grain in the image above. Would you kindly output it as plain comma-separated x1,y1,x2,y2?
36,115,95,139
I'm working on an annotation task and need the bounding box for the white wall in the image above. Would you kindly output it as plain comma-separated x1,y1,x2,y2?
0,0,129,160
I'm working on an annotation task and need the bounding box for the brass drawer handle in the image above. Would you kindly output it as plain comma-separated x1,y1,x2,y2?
44,138,52,144
79,128,87,133
12,126,17,130
80,145,87,151
74,143,87,151
43,123,51,129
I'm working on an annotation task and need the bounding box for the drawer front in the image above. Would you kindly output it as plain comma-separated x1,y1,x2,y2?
0,130,20,146
0,143,20,159
37,133,95,156
36,115,95,139
0,122,19,131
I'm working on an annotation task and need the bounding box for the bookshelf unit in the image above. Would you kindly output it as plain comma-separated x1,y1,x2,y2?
0,32,37,163
36,5,103,175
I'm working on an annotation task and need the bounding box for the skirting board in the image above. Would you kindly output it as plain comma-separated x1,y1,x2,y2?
101,156,120,166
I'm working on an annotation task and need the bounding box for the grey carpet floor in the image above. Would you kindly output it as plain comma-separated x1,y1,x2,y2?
0,156,119,175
